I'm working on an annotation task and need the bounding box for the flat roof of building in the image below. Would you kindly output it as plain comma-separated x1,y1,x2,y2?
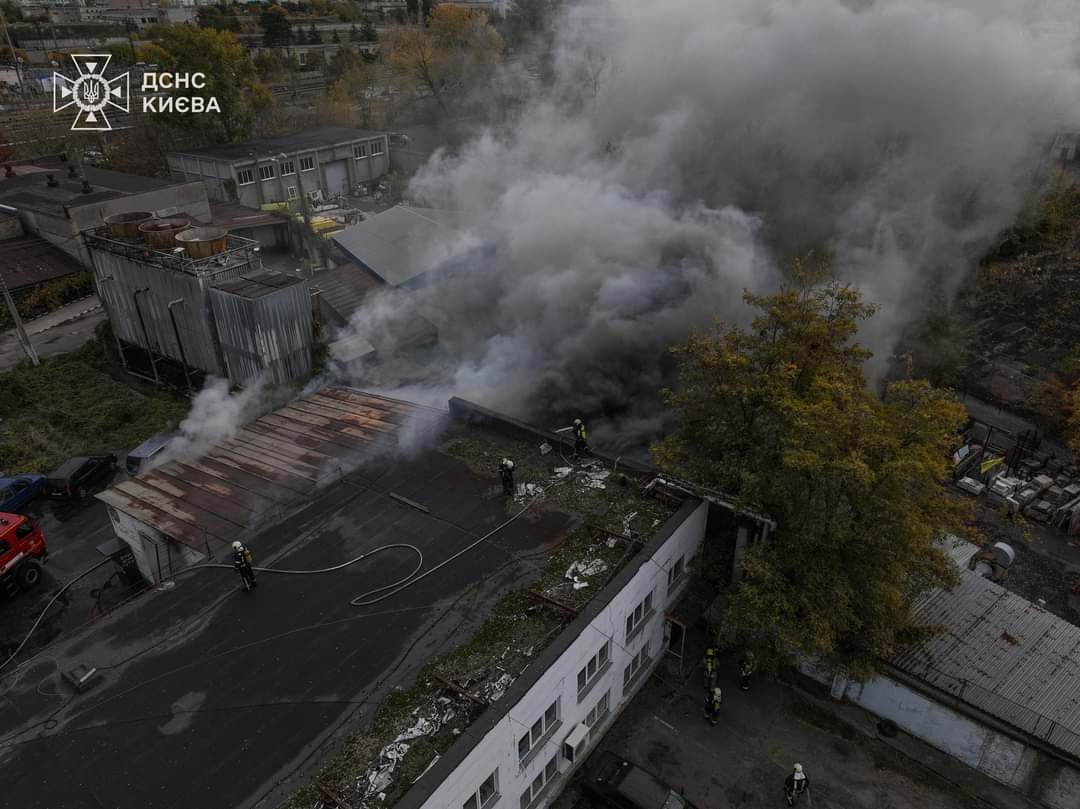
331,205,473,287
0,234,82,290
97,388,444,552
171,127,387,162
214,269,306,298
890,536,1080,759
0,163,179,216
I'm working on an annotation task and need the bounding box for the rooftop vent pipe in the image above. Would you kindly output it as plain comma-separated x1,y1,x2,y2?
46,174,59,188
969,542,1015,583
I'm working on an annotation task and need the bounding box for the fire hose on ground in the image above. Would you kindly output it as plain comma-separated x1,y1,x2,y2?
0,476,565,677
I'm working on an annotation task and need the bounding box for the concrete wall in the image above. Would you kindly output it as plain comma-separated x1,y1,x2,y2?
107,507,205,584
16,182,211,266
801,662,1080,809
411,500,708,809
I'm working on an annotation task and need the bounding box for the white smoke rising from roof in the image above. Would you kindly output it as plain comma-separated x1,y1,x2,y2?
149,376,269,469
337,0,1080,451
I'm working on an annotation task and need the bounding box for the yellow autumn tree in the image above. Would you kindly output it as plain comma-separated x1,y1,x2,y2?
389,5,503,115
654,254,970,678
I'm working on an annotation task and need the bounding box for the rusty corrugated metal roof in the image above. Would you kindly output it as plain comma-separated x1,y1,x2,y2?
889,536,1080,758
97,388,442,552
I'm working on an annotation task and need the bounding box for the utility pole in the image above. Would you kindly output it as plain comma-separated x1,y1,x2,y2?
0,272,40,366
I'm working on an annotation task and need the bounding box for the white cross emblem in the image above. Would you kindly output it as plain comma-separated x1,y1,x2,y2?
53,54,130,132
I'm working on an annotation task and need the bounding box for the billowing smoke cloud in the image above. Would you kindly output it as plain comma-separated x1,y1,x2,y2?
149,376,269,469
338,0,1080,452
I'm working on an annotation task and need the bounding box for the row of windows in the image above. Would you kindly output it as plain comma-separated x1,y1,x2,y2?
517,699,559,761
462,770,498,809
237,149,376,185
519,754,558,809
353,140,385,159
458,554,687,809
576,640,610,699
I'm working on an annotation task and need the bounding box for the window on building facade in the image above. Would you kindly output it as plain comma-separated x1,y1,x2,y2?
297,52,307,66
287,186,298,200
300,156,315,172
237,168,254,185
625,591,654,640
623,639,651,691
258,164,275,181
371,139,385,155
519,754,558,809
517,699,560,761
576,639,611,699
280,160,295,175
462,769,498,809
354,143,367,159
667,554,686,594
585,690,610,728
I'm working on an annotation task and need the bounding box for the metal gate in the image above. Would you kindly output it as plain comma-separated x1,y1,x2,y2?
323,160,349,198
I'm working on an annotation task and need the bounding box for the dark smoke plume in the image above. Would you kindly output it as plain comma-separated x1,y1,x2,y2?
335,0,1080,453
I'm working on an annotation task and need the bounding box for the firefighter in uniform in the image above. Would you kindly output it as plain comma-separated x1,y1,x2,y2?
499,458,516,496
704,686,722,725
703,647,718,692
785,763,809,805
572,418,589,458
232,540,257,591
739,651,756,691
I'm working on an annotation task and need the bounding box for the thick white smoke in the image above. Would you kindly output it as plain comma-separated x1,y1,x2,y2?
149,376,269,469
341,0,1080,451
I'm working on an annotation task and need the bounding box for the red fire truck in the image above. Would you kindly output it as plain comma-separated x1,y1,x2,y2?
0,512,47,597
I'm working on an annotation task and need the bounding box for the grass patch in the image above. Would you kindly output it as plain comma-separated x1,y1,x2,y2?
0,333,188,473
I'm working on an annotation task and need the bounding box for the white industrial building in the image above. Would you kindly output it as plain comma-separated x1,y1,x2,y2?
802,536,1080,809
395,499,708,809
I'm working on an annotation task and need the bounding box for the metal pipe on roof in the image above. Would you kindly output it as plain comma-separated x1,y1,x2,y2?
168,298,194,395
132,287,159,384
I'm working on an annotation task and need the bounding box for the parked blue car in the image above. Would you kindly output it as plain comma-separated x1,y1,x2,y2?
0,475,44,513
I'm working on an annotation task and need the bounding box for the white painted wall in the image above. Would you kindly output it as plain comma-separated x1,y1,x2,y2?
801,662,1080,809
106,507,206,584
414,501,709,809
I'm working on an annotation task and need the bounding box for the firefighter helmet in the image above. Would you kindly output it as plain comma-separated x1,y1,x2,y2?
232,541,243,551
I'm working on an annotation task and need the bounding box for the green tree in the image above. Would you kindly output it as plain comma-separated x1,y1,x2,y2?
308,23,322,43
155,27,273,142
653,255,970,679
197,3,240,32
327,44,363,80
360,18,377,42
260,4,291,46
389,5,502,114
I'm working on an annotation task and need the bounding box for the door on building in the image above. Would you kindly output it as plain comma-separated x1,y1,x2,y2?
323,160,349,198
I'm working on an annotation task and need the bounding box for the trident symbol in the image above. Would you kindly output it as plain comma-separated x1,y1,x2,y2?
82,82,100,105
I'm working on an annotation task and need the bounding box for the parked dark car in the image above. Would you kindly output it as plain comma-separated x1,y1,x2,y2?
45,455,117,499
0,475,44,513
125,433,176,476
584,752,697,809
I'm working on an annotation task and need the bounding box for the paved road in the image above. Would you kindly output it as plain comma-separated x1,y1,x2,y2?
0,444,569,809
0,296,105,372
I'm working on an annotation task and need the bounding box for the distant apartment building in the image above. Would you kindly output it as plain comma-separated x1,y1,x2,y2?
168,128,390,210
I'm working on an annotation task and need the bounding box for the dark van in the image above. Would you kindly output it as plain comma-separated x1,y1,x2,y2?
125,433,176,476
45,455,117,499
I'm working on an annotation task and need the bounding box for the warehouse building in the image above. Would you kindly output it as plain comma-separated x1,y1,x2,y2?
84,217,314,389
802,535,1080,809
98,388,439,583
167,127,391,209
